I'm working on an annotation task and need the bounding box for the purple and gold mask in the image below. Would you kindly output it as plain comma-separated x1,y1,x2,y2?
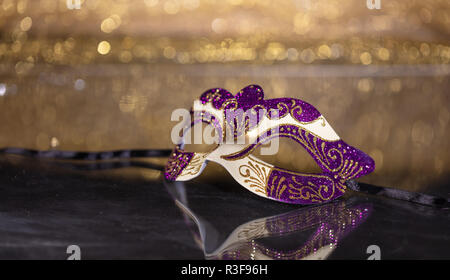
165,85,375,205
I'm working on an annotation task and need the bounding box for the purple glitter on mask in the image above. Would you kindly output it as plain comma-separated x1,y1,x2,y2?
165,85,376,205
164,147,194,180
221,123,375,204
200,85,321,125
267,170,345,204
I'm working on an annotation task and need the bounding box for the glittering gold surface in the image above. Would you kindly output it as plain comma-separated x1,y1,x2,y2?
0,0,449,192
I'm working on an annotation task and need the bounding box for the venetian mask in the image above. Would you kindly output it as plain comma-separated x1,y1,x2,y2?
165,85,375,205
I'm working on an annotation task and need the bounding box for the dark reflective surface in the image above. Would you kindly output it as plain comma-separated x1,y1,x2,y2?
166,180,373,259
0,155,448,259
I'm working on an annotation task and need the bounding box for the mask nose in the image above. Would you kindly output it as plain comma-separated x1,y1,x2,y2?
164,149,195,181
165,148,209,181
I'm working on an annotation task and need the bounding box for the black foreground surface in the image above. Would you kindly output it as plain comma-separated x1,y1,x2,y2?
0,156,448,260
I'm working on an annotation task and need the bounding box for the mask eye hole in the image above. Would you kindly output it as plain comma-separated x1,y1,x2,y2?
251,138,322,173
182,122,220,153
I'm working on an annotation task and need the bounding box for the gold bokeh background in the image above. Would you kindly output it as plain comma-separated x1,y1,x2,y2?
0,0,449,192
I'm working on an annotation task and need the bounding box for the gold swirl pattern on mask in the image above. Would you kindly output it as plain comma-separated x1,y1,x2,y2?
221,98,239,110
337,159,364,184
220,123,341,164
290,99,303,118
291,175,336,201
238,157,272,195
266,175,287,200
267,102,289,120
268,172,338,202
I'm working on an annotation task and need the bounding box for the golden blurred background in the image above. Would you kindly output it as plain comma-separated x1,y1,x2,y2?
0,0,449,192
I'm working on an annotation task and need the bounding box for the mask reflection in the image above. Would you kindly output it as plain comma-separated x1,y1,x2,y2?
165,181,372,260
